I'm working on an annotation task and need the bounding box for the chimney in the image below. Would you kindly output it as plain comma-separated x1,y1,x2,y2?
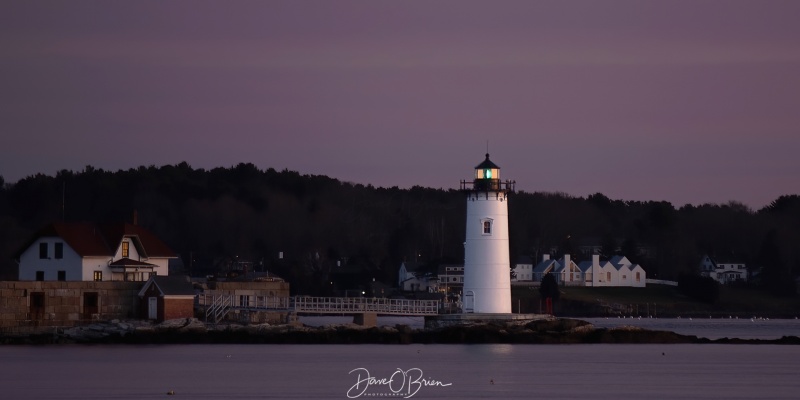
592,254,599,266
564,254,571,266
542,254,550,262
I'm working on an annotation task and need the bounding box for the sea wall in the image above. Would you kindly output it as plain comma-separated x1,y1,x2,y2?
0,281,142,334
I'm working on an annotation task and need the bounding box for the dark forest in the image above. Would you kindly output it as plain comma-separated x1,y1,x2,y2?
1,163,798,296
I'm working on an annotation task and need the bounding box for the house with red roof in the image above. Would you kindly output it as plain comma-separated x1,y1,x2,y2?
16,222,177,282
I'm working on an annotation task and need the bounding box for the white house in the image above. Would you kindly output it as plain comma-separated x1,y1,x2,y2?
555,255,583,286
398,261,438,292
535,254,646,288
17,222,176,282
438,264,464,293
609,255,646,287
699,255,747,284
512,256,534,282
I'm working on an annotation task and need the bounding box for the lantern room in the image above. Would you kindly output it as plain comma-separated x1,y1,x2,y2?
475,153,500,181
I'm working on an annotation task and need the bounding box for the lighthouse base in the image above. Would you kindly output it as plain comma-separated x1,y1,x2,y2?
423,313,551,329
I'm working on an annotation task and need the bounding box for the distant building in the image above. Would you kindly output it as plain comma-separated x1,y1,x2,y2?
533,254,559,283
398,261,437,292
139,275,195,322
699,255,747,284
512,256,534,282
16,222,176,282
437,264,464,294
534,253,646,287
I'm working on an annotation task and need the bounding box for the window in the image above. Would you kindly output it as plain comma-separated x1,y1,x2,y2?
93,271,103,281
239,295,250,307
636,272,641,282
39,243,48,259
622,275,627,280
57,271,66,281
121,241,129,258
482,219,492,235
606,272,611,282
35,271,44,281
55,242,63,259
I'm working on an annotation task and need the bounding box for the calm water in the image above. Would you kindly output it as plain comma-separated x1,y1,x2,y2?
1,344,798,399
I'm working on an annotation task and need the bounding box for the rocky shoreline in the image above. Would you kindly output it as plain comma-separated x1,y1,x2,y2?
3,318,800,345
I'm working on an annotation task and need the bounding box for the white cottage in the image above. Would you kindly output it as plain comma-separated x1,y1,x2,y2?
699,255,747,284
579,255,642,287
555,255,583,286
532,254,583,286
512,256,535,282
17,222,176,282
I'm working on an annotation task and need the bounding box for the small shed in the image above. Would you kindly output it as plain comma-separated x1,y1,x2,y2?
138,276,196,322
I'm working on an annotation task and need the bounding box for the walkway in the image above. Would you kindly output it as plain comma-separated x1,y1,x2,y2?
199,295,440,324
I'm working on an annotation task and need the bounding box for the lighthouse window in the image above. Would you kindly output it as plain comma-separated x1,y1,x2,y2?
482,220,492,235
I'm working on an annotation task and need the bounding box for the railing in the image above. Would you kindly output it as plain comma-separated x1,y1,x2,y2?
204,295,233,324
198,295,440,316
291,297,440,315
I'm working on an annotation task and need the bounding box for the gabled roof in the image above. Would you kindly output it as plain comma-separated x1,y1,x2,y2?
18,222,176,259
138,275,195,297
577,261,593,273
533,259,559,274
609,255,631,267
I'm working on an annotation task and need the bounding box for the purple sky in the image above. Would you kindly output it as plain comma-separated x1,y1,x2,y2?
2,1,799,209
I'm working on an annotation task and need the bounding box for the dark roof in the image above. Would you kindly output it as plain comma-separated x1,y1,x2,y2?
475,153,500,170
18,222,176,258
140,275,195,296
516,255,534,265
109,258,157,268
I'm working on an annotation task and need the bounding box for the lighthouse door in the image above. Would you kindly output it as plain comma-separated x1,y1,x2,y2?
464,291,475,313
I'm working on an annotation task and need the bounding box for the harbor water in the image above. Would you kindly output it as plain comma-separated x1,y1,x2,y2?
2,319,799,399
0,343,798,399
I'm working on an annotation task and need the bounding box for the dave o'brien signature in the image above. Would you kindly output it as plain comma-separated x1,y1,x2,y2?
347,367,452,398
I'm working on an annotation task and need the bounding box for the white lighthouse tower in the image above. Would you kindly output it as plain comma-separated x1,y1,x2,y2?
461,153,514,314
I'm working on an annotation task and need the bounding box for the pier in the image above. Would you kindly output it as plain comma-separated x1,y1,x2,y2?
199,295,440,325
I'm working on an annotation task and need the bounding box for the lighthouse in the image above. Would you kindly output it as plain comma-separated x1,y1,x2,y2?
461,153,514,314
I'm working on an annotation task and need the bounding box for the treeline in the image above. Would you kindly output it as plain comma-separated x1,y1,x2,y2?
0,163,798,296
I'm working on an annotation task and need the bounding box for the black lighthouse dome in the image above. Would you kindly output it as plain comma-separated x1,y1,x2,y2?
474,153,500,191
